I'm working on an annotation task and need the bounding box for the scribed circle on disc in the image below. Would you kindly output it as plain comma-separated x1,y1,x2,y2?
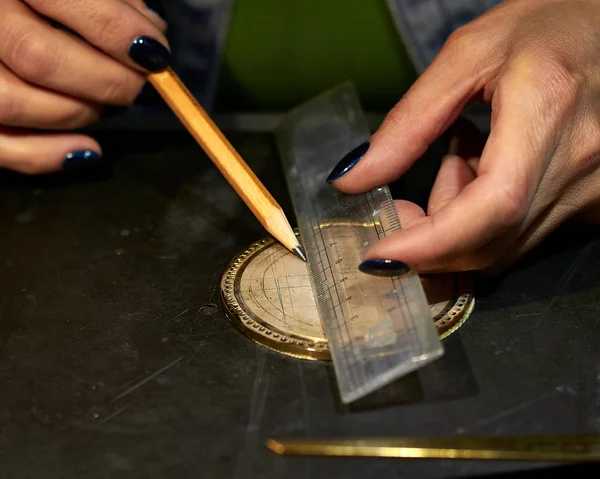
220,236,474,361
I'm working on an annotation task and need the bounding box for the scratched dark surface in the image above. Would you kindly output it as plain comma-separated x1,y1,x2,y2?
0,128,600,479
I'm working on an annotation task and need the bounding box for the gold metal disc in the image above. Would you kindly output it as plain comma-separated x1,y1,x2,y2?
221,236,474,361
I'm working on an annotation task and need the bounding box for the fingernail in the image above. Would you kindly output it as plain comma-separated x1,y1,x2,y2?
143,0,167,20
326,141,370,183
63,150,102,169
129,36,171,72
359,259,411,277
134,82,162,106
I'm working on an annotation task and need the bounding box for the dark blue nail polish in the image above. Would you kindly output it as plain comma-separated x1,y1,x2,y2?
359,259,411,276
129,36,171,72
63,151,102,169
143,0,167,20
326,141,370,183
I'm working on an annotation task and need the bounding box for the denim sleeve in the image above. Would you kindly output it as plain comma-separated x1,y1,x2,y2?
386,0,503,72
163,0,501,109
166,0,236,111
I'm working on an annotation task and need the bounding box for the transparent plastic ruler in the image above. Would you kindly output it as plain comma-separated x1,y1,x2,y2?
275,83,444,403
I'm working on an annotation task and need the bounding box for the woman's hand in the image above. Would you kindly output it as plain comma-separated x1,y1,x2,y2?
328,0,600,274
0,0,169,174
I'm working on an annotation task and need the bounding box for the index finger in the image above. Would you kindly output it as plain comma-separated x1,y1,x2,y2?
24,0,171,72
328,27,504,193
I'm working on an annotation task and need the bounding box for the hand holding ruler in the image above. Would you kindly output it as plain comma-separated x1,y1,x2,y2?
275,84,443,403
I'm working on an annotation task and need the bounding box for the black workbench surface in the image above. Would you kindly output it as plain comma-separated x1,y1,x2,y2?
1,128,599,479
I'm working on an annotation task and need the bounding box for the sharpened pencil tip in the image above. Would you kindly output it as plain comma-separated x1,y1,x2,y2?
292,245,307,262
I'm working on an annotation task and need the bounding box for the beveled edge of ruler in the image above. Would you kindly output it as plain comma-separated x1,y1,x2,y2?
219,235,330,361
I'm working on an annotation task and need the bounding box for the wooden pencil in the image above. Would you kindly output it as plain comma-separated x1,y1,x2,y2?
148,68,306,262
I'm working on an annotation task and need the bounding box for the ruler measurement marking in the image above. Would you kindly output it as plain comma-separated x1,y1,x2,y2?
368,190,422,358
378,193,422,355
306,184,361,390
315,214,362,390
321,225,370,387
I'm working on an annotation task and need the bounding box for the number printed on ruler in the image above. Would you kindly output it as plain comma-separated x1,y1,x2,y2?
316,223,399,351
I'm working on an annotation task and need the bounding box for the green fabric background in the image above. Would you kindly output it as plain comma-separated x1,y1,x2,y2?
214,0,417,112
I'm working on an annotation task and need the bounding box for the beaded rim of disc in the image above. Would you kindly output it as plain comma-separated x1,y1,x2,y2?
220,236,474,361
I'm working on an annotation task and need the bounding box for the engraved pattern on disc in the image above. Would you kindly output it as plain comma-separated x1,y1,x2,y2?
221,237,474,360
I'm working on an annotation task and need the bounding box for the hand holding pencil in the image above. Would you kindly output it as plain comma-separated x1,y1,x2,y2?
0,0,305,261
